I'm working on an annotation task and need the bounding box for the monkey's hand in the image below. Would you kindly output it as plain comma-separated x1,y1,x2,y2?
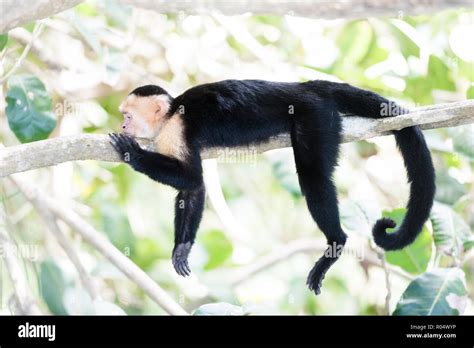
172,242,192,277
109,133,143,162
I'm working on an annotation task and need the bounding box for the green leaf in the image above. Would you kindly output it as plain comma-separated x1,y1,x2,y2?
103,49,128,85
450,125,474,161
459,59,474,81
336,21,373,64
404,76,433,104
467,86,474,99
427,55,456,91
193,303,245,315
435,172,466,205
133,237,167,270
109,165,132,203
63,288,126,315
102,0,132,29
270,154,301,197
63,288,94,314
384,209,432,275
355,140,378,158
359,34,389,68
442,152,462,168
200,229,233,270
92,300,126,315
430,202,474,256
5,74,56,143
68,13,102,56
39,260,68,315
75,2,98,17
340,199,381,237
393,268,468,315
99,204,136,256
0,33,8,51
388,20,420,58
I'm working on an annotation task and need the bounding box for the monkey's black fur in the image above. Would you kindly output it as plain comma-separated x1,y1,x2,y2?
130,85,170,98
111,79,436,295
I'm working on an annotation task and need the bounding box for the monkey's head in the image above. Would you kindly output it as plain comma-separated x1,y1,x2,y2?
119,85,172,138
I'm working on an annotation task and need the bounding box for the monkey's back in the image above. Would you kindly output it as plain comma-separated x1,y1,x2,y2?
172,79,320,148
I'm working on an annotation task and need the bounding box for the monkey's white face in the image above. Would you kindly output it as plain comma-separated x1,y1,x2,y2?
118,94,171,138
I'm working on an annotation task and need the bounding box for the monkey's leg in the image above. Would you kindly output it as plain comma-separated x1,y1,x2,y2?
291,121,347,295
172,185,206,277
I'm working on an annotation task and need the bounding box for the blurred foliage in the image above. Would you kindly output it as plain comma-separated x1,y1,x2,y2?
0,1,473,315
199,229,233,270
193,302,246,315
385,209,433,275
0,34,8,51
5,74,56,143
39,259,68,315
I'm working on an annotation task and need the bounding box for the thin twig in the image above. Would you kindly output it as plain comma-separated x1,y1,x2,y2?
0,22,44,84
8,27,64,71
10,177,98,299
10,174,188,315
365,171,400,207
226,238,412,286
203,159,250,244
229,238,326,286
0,221,42,314
377,249,392,315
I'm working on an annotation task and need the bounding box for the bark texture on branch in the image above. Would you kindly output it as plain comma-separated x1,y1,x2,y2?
1,0,471,33
0,100,472,177
123,0,472,19
0,0,83,33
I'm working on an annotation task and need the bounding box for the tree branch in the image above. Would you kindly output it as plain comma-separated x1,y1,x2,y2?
123,0,472,19
0,0,83,34
1,0,471,34
0,101,472,177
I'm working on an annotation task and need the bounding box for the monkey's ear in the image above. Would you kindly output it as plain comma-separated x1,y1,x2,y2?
153,95,171,118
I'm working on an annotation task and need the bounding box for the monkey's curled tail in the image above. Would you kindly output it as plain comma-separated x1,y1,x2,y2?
372,127,436,250
326,81,436,251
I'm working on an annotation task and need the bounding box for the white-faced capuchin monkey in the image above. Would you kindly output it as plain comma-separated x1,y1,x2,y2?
109,79,435,295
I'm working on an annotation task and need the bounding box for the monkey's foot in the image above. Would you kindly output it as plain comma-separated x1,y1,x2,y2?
172,242,192,277
306,257,332,295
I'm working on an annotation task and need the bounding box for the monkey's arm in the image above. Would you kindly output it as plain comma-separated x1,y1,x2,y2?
109,133,203,191
172,186,206,276
110,133,205,277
